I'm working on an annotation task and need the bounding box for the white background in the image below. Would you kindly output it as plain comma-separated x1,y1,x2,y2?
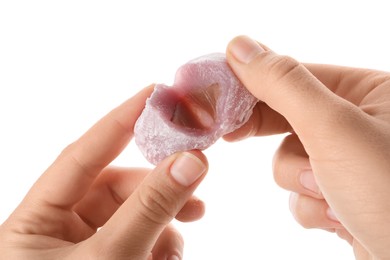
1,1,389,259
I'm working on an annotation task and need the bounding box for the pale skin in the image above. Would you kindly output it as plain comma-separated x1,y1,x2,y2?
0,85,209,260
1,36,390,260
225,36,390,259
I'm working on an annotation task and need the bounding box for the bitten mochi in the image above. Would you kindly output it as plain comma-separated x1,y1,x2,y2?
134,53,258,165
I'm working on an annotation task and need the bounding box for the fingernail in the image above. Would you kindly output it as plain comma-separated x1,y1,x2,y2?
299,170,321,195
326,207,340,222
168,255,180,260
171,152,206,186
229,35,265,64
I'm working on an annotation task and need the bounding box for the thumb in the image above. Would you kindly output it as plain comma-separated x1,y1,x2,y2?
226,36,367,158
89,151,207,259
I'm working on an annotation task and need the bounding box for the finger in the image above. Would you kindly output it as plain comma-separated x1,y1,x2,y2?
151,224,184,260
74,167,206,229
353,240,372,259
29,85,154,208
289,193,343,230
88,151,208,259
223,101,292,141
273,134,323,199
175,195,205,222
335,228,353,245
226,36,369,159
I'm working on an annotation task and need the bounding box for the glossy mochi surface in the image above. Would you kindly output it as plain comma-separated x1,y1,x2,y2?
134,53,258,165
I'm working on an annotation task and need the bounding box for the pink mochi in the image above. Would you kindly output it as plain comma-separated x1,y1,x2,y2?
134,53,258,165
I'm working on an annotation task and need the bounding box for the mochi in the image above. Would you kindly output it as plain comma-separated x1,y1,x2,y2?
134,53,258,165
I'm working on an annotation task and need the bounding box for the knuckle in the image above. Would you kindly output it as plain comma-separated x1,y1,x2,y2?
290,195,314,229
264,54,303,86
294,208,312,229
272,151,284,187
268,55,300,76
137,183,178,225
57,141,98,180
166,225,185,248
245,52,303,101
58,142,76,158
250,104,263,137
272,138,293,189
176,231,185,248
273,134,308,190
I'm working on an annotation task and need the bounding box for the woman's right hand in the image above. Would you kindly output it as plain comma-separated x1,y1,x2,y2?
225,35,390,259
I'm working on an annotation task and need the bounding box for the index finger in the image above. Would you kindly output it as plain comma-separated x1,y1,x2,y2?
223,101,292,141
28,85,154,208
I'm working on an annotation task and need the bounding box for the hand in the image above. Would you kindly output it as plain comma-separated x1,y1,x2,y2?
225,36,390,259
0,86,208,260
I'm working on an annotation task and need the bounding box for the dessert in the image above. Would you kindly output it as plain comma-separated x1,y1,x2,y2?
134,53,258,165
